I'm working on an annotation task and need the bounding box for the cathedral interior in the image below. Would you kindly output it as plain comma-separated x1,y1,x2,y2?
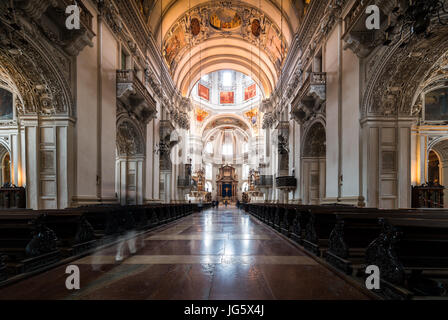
1,0,448,303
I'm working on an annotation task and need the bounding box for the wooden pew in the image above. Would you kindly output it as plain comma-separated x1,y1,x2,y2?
366,217,448,298
0,252,6,281
290,205,371,254
40,210,97,257
0,203,198,283
325,210,448,275
0,213,60,275
66,205,133,243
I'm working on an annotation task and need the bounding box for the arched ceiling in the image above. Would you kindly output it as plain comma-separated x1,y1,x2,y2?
138,0,307,98
201,114,253,138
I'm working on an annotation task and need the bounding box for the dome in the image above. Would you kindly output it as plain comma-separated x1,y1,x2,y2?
191,70,263,113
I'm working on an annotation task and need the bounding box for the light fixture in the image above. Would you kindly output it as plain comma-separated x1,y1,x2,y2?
384,0,448,47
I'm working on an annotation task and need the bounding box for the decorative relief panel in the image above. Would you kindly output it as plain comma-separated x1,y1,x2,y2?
362,21,448,117
0,7,75,116
116,120,145,156
40,150,55,172
303,122,326,157
381,151,396,173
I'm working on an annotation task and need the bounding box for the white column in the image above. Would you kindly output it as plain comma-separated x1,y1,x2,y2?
145,120,154,202
398,121,412,208
22,116,39,209
153,116,160,201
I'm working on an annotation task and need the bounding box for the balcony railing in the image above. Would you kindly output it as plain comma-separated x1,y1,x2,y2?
298,72,326,101
309,72,326,85
291,72,326,124
116,69,157,123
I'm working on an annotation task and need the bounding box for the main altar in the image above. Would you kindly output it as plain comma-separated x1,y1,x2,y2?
216,165,238,202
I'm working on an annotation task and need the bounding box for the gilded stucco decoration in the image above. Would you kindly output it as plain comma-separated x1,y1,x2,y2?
163,2,288,75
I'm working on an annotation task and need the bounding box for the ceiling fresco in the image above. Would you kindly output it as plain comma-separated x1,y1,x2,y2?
162,2,288,78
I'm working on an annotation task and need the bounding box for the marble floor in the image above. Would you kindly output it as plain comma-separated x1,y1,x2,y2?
0,207,372,300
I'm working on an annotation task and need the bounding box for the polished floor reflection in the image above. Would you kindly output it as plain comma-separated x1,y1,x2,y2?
0,207,371,300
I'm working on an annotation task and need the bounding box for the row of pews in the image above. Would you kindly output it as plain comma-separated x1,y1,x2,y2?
240,202,448,299
0,203,211,284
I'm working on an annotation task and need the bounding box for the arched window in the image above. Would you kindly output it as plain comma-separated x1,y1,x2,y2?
0,88,13,120
222,143,233,156
2,153,10,185
242,164,249,179
205,163,212,180
205,181,212,192
222,71,232,87
205,141,213,154
428,150,440,183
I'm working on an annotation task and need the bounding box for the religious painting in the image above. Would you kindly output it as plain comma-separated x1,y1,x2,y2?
195,107,209,122
244,84,257,101
222,183,232,197
164,25,186,68
220,91,234,104
244,108,259,126
0,88,13,120
425,88,448,121
190,18,201,36
251,19,261,37
198,83,210,101
210,9,242,30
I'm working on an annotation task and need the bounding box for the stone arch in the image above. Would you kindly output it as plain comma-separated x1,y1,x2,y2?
201,114,253,138
0,143,11,186
302,120,326,158
361,21,448,118
428,138,448,206
0,23,74,116
427,150,441,184
116,118,146,157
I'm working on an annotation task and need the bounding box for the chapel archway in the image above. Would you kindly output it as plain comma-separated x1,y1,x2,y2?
301,121,326,205
115,118,146,205
0,6,85,208
428,139,448,207
0,144,11,186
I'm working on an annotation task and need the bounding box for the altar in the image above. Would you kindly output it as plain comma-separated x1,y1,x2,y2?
187,167,211,203
216,165,238,202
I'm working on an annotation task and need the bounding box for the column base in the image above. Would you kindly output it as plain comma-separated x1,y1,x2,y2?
71,196,119,207
320,196,365,207
144,198,162,203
